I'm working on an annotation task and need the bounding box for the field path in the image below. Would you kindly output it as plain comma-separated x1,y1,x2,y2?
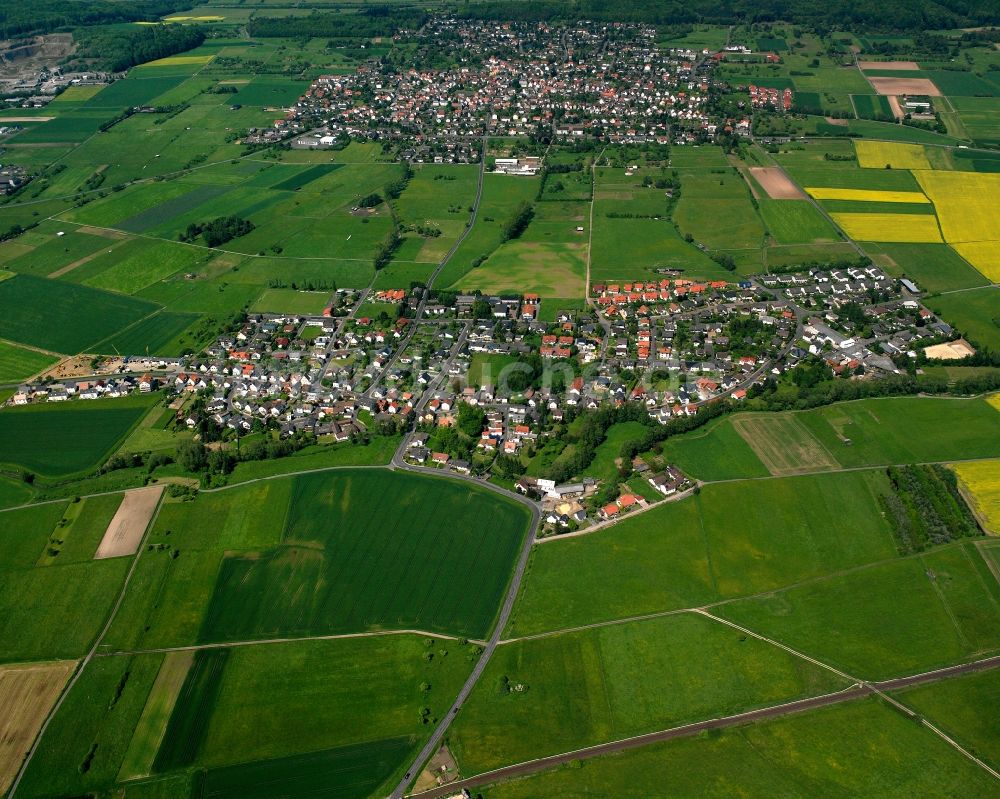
406,653,1000,798
5,489,166,799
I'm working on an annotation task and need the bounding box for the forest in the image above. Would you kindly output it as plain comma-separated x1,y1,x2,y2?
247,8,429,39
0,0,193,38
74,24,205,72
459,0,1000,31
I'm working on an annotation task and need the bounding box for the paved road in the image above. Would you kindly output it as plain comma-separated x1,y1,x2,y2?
407,654,1000,799
387,483,540,799
385,136,544,799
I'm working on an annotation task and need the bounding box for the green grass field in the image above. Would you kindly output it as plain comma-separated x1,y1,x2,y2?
438,175,541,288
0,274,159,354
927,287,1000,350
582,421,650,485
663,397,1000,481
198,469,530,641
0,394,156,477
0,340,58,382
195,636,472,774
716,541,1000,679
478,697,1000,798
757,199,840,244
863,242,990,294
451,612,848,774
656,415,770,481
508,470,898,636
94,310,203,357
250,287,330,314
673,170,766,251
101,468,529,651
16,653,163,798
893,668,1000,767
455,241,586,299
797,397,1000,469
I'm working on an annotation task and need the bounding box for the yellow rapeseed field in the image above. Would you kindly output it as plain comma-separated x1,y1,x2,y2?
854,140,932,170
953,460,1000,534
988,393,1000,413
830,212,943,243
806,187,931,203
953,242,1000,282
914,170,1000,243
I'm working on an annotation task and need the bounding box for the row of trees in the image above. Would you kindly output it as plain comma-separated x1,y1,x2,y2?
500,201,534,242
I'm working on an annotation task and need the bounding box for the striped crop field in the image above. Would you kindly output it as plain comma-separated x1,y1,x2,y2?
806,188,930,203
831,212,942,242
855,140,931,169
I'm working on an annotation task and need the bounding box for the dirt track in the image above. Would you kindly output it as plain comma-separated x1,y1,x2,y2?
409,655,1000,798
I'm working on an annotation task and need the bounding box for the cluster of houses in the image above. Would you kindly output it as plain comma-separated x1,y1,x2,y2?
746,84,793,112
11,374,156,405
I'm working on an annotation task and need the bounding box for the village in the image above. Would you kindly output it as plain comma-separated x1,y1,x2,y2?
7,262,965,534
279,17,717,153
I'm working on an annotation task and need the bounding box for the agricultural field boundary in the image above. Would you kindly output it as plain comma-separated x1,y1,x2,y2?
4,488,165,799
